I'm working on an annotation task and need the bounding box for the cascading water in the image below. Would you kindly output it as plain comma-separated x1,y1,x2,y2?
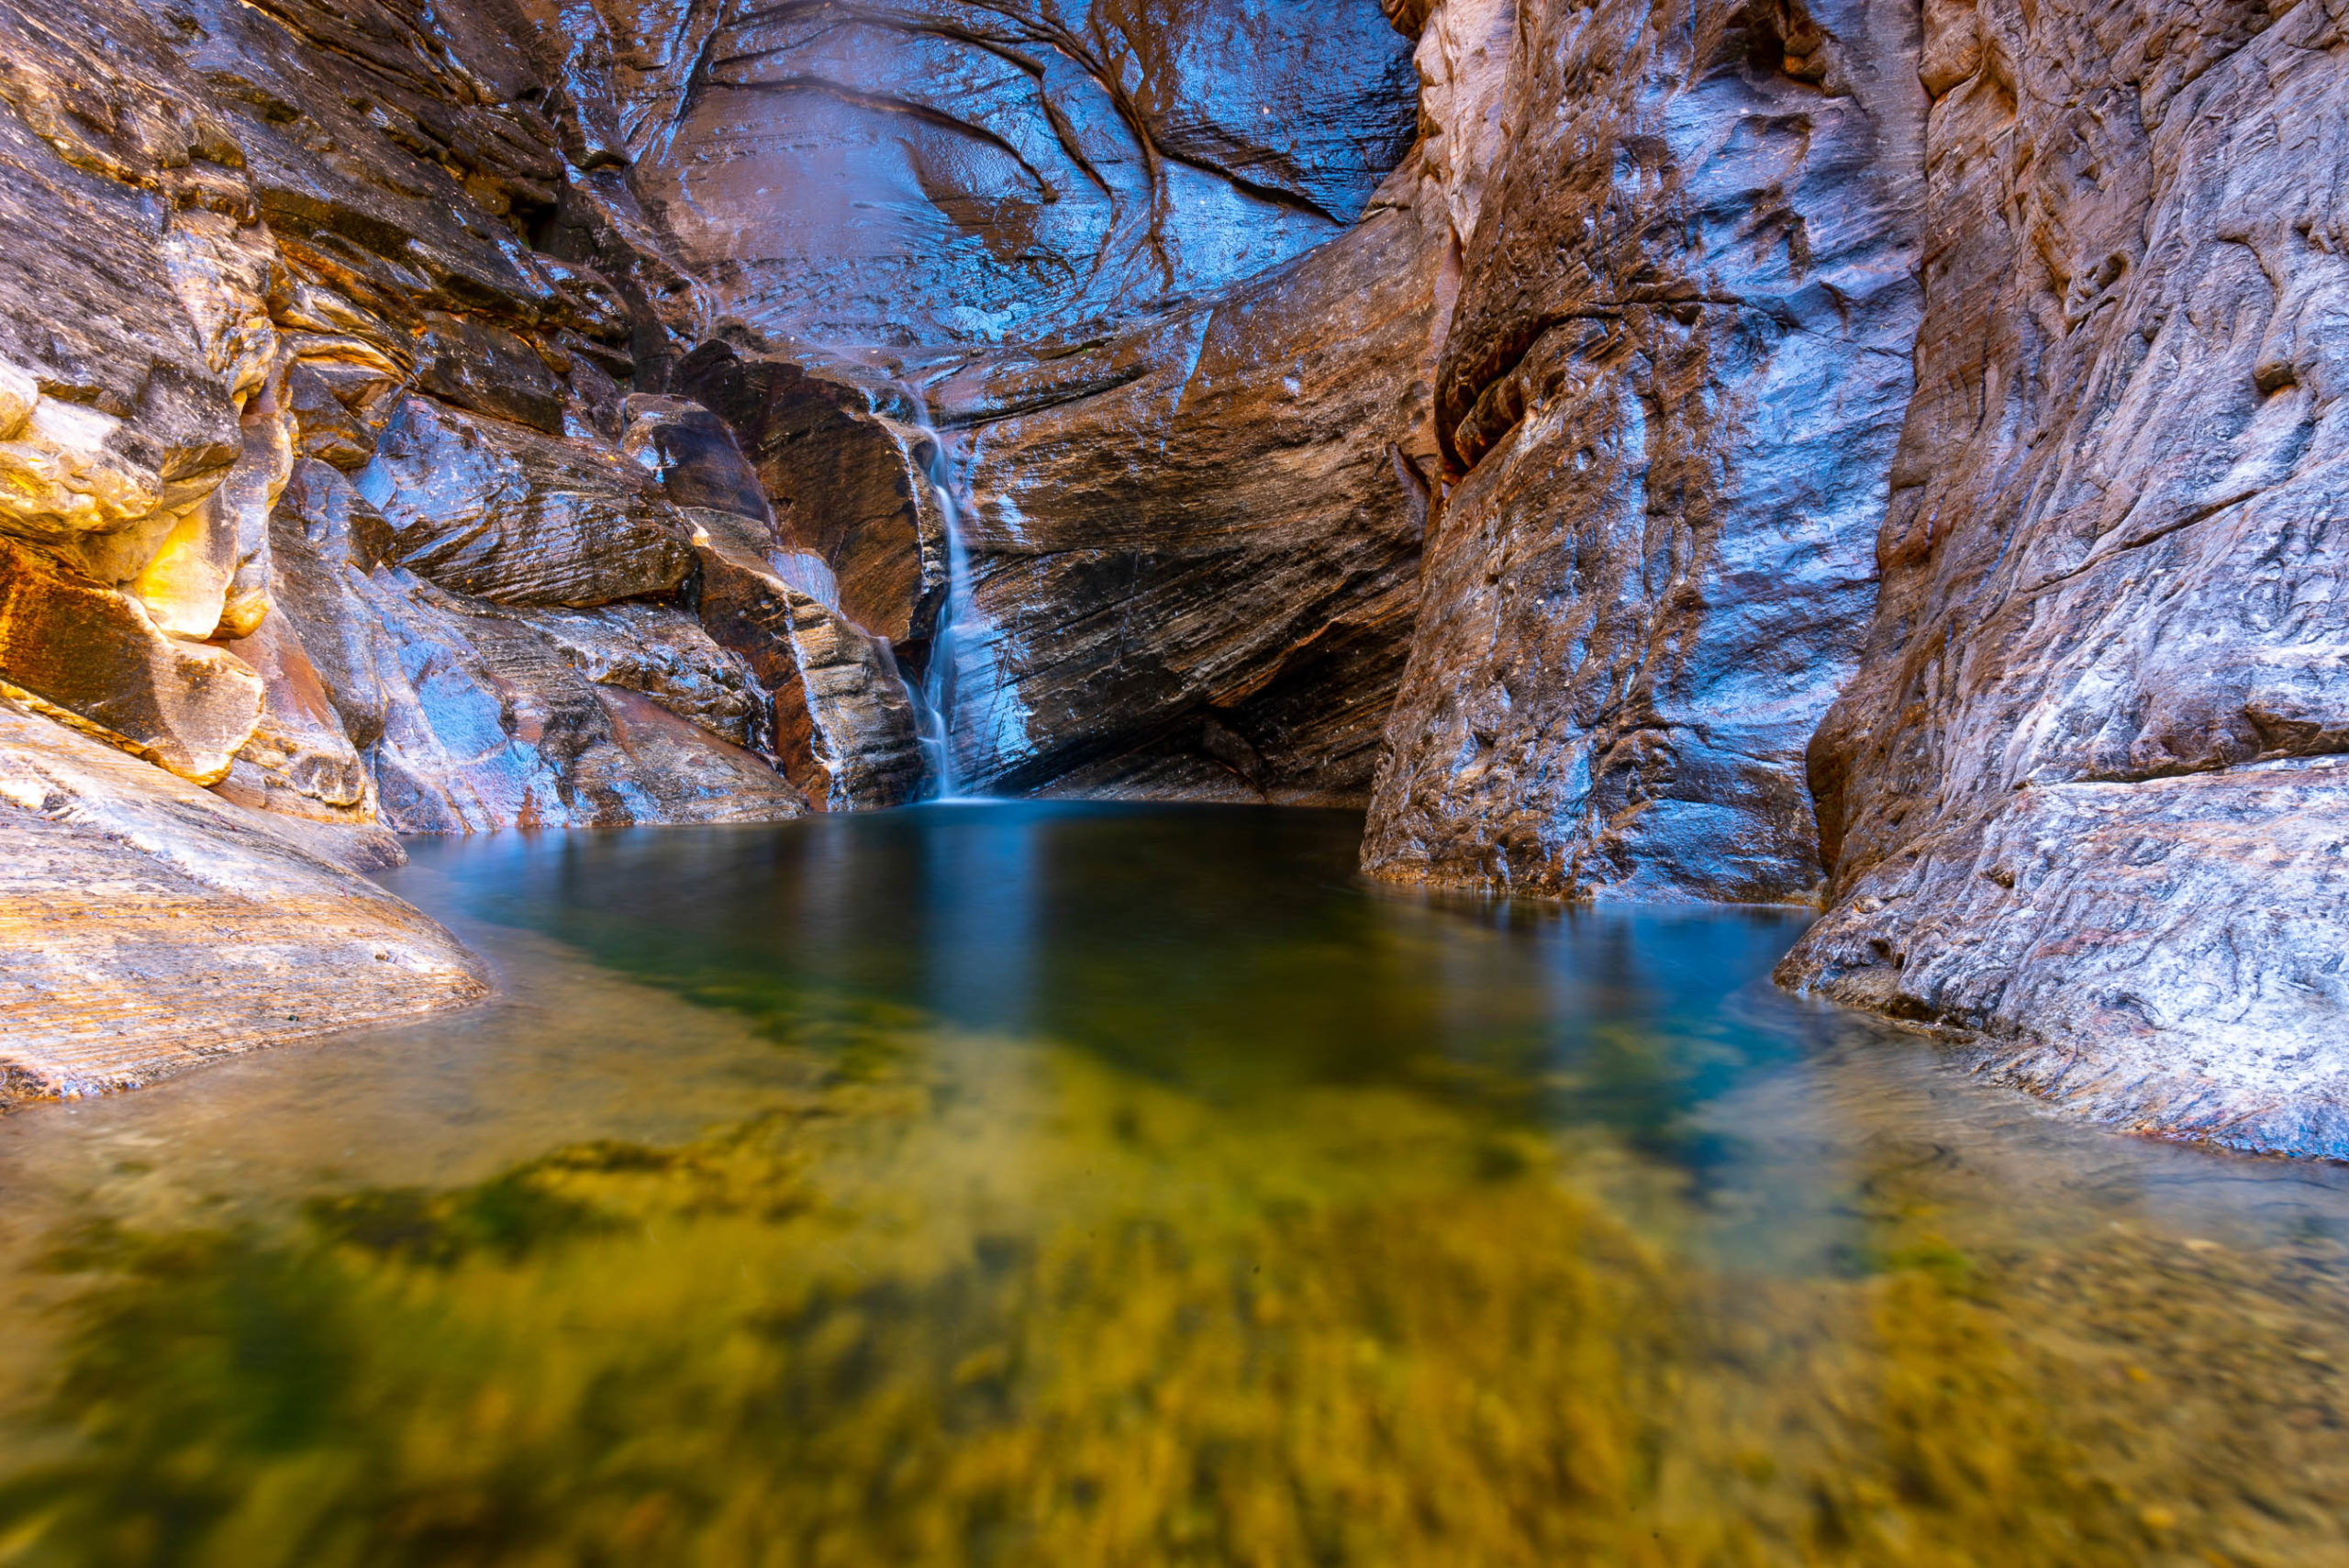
903,388,980,801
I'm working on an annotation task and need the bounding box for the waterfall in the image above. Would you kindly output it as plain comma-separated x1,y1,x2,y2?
905,391,978,801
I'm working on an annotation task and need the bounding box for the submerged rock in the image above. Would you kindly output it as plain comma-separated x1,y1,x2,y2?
0,696,484,1097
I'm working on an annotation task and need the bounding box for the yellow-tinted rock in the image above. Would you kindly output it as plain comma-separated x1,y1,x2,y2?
0,696,484,1097
0,535,262,784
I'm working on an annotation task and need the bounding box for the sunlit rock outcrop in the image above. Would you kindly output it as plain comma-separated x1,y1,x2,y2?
0,695,484,1095
1776,0,2349,1156
1362,0,1928,899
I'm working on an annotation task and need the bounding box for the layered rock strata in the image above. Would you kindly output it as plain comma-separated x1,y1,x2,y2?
629,0,1421,348
1776,0,2349,1156
0,696,484,1095
931,180,1448,801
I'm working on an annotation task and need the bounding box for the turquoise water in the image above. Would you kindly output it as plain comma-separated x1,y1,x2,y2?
0,804,2343,1565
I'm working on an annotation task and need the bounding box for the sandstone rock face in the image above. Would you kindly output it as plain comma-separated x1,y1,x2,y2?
0,535,263,785
691,516,928,811
0,696,484,1098
676,347,947,648
356,398,696,608
1362,0,1929,900
270,461,807,832
1776,0,2349,1156
628,0,1420,349
934,183,1447,801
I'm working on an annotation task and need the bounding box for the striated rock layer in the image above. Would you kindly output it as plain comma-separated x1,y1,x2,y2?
930,172,1449,802
1775,0,2349,1157
0,697,485,1095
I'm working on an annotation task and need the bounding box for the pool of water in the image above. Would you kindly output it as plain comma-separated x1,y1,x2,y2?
0,803,2344,1565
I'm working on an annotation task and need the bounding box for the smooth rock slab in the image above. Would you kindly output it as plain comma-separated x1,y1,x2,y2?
0,697,485,1098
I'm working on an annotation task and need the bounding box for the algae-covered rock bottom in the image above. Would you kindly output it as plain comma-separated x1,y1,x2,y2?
0,806,2344,1567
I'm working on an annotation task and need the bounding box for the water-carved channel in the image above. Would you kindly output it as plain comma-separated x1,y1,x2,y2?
0,805,2344,1563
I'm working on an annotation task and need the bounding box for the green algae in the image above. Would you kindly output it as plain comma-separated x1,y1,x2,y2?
0,807,2343,1566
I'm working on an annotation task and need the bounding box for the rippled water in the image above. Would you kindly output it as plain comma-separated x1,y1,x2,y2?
0,804,2345,1566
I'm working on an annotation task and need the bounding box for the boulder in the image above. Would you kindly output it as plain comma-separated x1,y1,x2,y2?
361,568,807,833
618,393,775,523
270,459,806,831
211,606,376,825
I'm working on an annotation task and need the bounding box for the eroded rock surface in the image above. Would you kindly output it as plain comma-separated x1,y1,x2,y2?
924,175,1448,802
0,697,484,1097
1776,0,2349,1155
629,0,1420,348
1362,0,1929,900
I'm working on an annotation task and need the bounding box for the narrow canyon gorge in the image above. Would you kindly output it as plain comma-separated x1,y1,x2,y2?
1,0,2343,1158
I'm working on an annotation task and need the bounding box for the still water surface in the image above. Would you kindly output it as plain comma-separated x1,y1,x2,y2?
0,804,2345,1564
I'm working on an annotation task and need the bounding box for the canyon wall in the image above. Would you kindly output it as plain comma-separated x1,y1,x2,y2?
1364,0,1928,901
0,0,1438,1087
1776,0,2349,1157
5,0,2345,1152
1364,0,2349,1155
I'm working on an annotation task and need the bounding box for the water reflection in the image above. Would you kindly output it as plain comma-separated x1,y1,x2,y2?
0,805,2343,1565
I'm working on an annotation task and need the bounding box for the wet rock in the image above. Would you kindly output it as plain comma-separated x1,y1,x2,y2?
361,569,806,833
675,346,942,646
690,521,927,811
284,359,377,472
1776,0,2349,1152
931,181,1448,802
631,0,1419,349
355,396,696,607
415,313,570,437
0,535,262,785
1361,0,1928,900
269,459,804,831
618,394,774,523
0,695,484,1097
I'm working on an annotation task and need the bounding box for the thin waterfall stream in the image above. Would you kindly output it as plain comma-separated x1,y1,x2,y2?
900,379,986,802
